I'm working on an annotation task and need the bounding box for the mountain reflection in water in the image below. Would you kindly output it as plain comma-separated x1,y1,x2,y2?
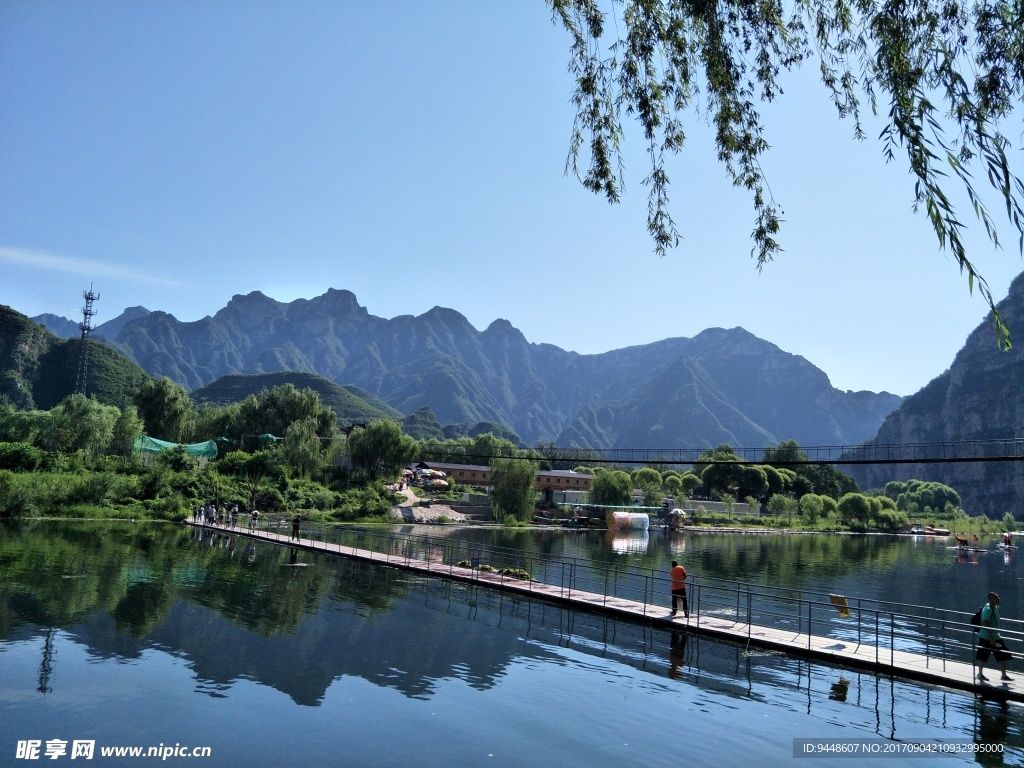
2,520,1023,767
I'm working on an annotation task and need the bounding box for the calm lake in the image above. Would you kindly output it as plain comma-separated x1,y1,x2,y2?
2,520,1023,767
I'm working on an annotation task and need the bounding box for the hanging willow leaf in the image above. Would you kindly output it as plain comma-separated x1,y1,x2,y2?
549,0,1023,349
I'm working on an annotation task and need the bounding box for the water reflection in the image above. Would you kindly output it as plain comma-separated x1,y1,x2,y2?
976,699,1011,767
373,524,1024,617
667,630,687,679
608,531,649,554
3,521,1024,767
829,676,851,702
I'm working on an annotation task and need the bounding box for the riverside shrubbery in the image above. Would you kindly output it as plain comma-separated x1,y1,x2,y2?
0,440,402,523
0,442,45,471
0,386,417,522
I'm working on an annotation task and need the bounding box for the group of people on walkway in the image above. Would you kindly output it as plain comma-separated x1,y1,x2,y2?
192,505,305,540
192,503,240,527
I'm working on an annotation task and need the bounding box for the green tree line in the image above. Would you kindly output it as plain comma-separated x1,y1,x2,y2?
572,439,975,534
0,380,976,533
0,379,552,525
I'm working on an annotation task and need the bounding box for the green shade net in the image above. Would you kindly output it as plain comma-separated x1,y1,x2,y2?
132,435,219,460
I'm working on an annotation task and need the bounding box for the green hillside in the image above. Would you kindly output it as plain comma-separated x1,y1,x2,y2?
1,305,149,410
190,371,401,425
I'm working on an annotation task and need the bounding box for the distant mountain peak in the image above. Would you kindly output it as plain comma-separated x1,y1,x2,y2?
146,310,180,323
222,290,280,309
420,306,472,327
95,305,151,339
30,312,79,339
18,286,905,451
214,292,286,327
118,305,150,316
322,287,359,301
483,318,526,342
309,288,365,316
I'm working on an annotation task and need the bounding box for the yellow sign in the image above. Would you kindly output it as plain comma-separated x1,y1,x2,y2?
830,594,851,619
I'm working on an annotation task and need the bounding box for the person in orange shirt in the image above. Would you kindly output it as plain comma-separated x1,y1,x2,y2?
669,560,689,618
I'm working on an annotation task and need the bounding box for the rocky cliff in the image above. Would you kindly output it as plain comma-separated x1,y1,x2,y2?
853,271,1024,517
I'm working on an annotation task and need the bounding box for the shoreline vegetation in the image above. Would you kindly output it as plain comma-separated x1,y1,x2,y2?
1,385,1015,535
1,443,1012,536
0,441,1013,535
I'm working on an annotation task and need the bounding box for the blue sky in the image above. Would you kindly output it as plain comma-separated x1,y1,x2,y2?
2,1,1021,397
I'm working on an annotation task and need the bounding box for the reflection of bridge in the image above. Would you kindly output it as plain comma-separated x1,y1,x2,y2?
189,520,1024,702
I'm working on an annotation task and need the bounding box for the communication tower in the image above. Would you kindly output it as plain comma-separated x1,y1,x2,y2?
74,284,100,396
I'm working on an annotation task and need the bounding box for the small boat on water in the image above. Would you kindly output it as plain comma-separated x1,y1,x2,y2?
908,525,951,536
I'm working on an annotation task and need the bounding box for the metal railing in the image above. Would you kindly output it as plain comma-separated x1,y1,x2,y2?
221,516,1023,669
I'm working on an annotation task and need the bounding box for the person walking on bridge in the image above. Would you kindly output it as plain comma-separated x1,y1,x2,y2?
669,560,689,618
977,592,1013,682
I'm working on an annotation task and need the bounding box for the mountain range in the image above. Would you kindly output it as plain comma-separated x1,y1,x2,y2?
29,288,902,451
14,273,1024,517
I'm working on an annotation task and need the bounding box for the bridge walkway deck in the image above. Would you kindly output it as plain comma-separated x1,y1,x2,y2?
190,521,1021,702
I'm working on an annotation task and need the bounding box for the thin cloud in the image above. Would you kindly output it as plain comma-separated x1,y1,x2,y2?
0,246,187,287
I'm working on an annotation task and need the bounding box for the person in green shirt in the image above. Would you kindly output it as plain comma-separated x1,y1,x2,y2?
977,592,1013,682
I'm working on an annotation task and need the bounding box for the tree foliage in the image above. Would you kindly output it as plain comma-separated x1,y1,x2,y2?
679,472,702,495
882,478,962,512
589,467,633,506
535,441,603,470
837,491,872,524
695,443,742,496
134,377,195,443
490,458,540,522
347,420,419,483
735,464,770,499
550,0,1024,345
631,466,664,505
0,402,46,444
419,432,523,466
217,449,283,510
231,384,337,450
282,417,325,478
50,394,119,455
0,442,45,471
798,492,826,524
110,405,144,458
762,440,859,498
663,472,683,498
